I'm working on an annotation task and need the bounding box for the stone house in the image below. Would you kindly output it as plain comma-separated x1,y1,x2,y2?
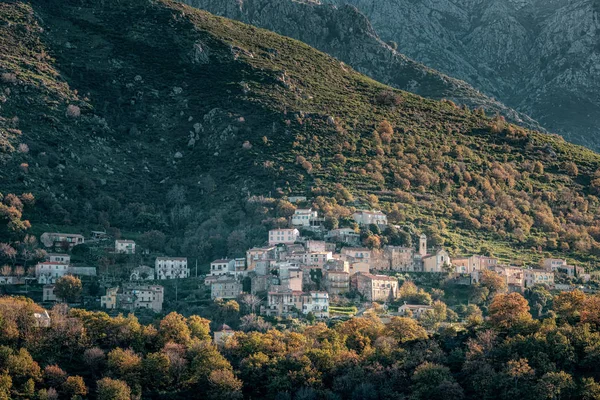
352,272,398,302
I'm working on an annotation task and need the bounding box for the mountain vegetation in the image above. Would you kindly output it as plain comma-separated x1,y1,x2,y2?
326,0,600,150
1,0,600,268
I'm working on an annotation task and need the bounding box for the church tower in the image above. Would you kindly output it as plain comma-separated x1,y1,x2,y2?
419,234,427,257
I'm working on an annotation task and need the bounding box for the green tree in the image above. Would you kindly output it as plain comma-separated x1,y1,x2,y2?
581,377,600,400
139,230,166,252
0,374,11,400
188,315,211,340
411,362,464,400
141,352,171,391
536,371,574,400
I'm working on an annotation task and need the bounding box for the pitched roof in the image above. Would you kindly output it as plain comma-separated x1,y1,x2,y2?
212,259,233,264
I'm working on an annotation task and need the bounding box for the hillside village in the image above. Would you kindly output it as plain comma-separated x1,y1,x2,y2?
1,196,595,329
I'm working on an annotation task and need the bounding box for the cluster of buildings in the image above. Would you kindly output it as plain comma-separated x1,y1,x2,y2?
201,206,452,319
35,233,190,314
201,204,590,321
13,207,593,320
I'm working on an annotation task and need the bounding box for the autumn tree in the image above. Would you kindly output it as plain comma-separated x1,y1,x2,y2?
536,371,574,400
62,375,87,398
506,358,534,389
188,315,211,341
207,369,243,400
480,269,507,296
386,317,428,343
97,378,131,400
54,275,82,303
488,292,532,330
159,312,191,345
581,295,600,329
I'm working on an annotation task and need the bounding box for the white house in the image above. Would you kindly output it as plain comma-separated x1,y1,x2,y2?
268,228,300,246
35,261,69,284
155,257,189,279
123,285,164,312
352,210,388,226
288,196,307,203
326,228,360,245
246,247,278,270
341,247,372,261
452,255,498,274
301,291,329,318
115,239,136,254
210,259,236,276
214,324,235,346
47,253,70,264
288,251,333,267
291,209,319,227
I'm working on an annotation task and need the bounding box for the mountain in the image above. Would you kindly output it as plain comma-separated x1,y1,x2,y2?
180,0,543,131
2,0,600,263
323,0,600,150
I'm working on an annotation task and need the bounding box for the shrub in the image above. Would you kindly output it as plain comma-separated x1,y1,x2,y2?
0,73,17,84
66,104,81,118
375,90,402,106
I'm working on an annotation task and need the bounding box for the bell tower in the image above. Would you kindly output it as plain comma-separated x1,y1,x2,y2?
419,234,427,257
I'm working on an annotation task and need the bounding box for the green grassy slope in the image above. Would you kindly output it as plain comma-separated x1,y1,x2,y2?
1,0,600,264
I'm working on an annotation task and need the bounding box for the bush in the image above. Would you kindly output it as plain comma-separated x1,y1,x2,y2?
66,104,81,118
375,90,402,106
0,73,17,84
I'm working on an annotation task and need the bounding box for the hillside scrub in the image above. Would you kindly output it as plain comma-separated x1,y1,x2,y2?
1,0,600,264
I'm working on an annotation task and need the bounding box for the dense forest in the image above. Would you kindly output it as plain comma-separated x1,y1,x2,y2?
0,290,599,399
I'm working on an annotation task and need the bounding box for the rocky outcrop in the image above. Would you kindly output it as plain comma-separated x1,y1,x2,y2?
324,0,600,149
180,0,543,131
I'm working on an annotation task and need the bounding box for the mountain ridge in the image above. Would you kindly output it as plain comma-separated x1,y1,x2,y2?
180,0,544,132
324,0,600,149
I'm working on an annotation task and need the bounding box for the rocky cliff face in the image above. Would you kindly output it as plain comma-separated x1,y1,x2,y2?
180,0,543,130
324,0,600,149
